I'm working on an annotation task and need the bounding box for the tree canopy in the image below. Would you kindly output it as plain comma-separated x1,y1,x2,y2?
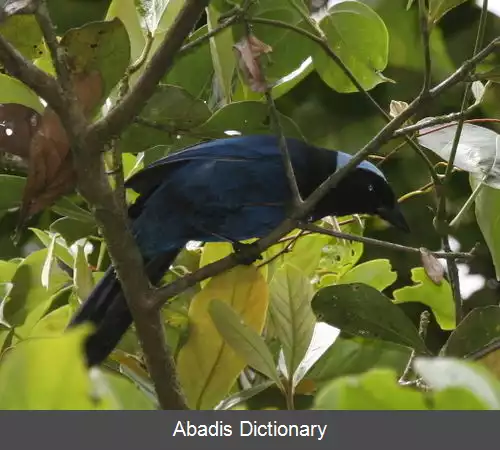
0,0,500,410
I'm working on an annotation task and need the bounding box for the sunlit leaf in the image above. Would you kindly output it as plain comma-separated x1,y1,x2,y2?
415,357,500,409
429,0,468,25
269,264,316,386
393,267,455,330
0,327,108,409
209,299,282,387
313,1,390,93
176,265,269,410
336,259,397,291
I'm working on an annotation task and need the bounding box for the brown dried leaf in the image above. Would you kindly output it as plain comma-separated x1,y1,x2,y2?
17,70,103,228
233,34,272,93
0,103,40,159
420,247,445,285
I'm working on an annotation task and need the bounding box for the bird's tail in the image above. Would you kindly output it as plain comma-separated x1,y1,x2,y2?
68,249,181,367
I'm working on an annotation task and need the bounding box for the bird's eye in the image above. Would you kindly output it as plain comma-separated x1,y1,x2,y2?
368,184,374,192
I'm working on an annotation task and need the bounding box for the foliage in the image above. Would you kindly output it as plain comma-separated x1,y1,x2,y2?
0,0,499,411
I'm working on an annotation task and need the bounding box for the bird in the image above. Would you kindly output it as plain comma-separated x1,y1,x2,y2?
68,135,409,367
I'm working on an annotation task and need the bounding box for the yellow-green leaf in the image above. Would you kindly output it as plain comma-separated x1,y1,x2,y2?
209,299,282,388
176,265,269,410
337,259,397,291
269,264,316,384
393,267,455,330
0,326,107,409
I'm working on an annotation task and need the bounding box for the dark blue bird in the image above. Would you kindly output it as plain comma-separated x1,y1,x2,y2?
68,135,409,366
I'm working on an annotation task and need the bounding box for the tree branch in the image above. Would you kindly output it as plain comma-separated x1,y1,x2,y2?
88,0,210,147
152,36,500,310
300,222,473,260
434,0,490,324
248,16,440,185
0,33,64,114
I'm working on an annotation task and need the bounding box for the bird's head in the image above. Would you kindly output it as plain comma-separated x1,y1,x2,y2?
317,151,410,232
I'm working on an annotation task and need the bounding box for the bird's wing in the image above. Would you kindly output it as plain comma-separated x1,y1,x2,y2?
125,135,298,197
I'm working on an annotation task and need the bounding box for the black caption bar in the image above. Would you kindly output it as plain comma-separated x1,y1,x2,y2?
0,411,493,450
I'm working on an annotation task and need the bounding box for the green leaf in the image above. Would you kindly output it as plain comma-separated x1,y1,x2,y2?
199,242,233,288
147,0,186,54
283,233,331,278
393,267,455,330
0,260,19,284
163,25,213,99
30,228,74,268
206,3,235,103
415,357,500,409
120,84,211,154
442,306,500,358
314,366,490,410
313,1,390,93
0,74,44,112
0,175,26,212
234,5,315,100
269,264,316,385
0,326,107,409
336,259,397,291
472,177,500,280
209,299,283,389
3,249,71,337
0,15,44,62
316,219,365,287
215,380,274,410
312,283,428,354
308,337,411,383
28,305,72,338
52,197,95,224
60,18,131,104
96,371,157,410
49,217,97,246
106,0,146,62
429,0,468,25
432,387,490,410
195,101,305,140
314,369,428,410
73,243,95,301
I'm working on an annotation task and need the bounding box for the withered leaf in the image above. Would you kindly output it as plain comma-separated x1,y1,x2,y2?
0,103,40,159
233,34,272,93
17,70,103,229
420,247,445,285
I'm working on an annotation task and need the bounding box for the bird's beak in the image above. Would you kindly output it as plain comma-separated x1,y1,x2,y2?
376,205,410,232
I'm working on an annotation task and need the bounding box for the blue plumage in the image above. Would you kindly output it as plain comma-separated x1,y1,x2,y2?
69,135,408,366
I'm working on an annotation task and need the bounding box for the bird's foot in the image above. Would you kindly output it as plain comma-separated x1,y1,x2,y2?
232,241,263,266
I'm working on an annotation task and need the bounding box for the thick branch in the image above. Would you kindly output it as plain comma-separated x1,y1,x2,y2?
88,0,209,146
0,33,64,114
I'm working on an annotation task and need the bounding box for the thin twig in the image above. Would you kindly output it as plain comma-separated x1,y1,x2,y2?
248,16,440,185
393,109,474,137
240,17,303,206
399,310,431,384
435,0,490,324
418,0,432,94
34,1,72,94
150,37,500,310
299,223,473,260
